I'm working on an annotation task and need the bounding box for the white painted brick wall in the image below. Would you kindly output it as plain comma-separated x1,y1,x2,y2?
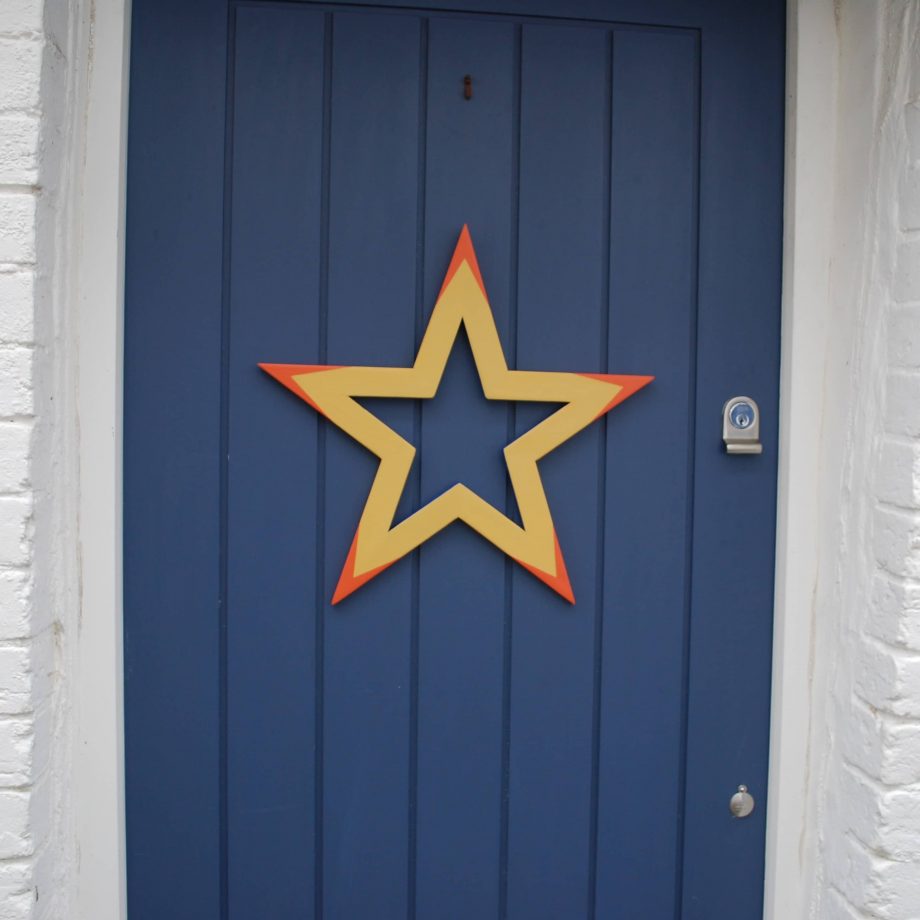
0,0,66,915
818,2,920,917
869,574,920,650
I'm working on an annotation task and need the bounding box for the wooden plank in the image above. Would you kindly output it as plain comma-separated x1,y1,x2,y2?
681,3,784,915
593,28,699,919
413,17,517,918
321,11,421,917
505,22,609,919
226,7,326,917
123,0,227,916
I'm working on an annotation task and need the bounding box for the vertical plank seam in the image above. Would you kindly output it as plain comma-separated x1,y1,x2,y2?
587,26,615,920
673,29,703,920
406,16,429,920
314,13,335,919
218,5,239,918
498,21,523,920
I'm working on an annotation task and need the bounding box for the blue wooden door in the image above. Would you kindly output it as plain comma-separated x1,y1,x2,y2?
124,2,784,918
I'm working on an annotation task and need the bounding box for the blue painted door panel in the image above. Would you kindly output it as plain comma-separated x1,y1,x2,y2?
124,2,784,918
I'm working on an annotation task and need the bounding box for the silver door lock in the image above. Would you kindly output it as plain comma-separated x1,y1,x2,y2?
729,784,755,818
722,397,762,455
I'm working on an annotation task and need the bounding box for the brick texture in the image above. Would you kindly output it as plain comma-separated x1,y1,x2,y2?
0,1,60,914
822,5,920,915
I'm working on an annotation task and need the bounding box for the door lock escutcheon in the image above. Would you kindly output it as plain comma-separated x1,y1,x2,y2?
722,396,762,455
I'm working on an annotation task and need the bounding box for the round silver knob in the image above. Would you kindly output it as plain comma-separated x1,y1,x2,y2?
729,784,755,818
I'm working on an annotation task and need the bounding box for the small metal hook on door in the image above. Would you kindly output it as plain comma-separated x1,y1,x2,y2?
463,75,473,100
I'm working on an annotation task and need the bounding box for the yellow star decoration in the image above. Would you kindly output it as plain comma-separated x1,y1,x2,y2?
261,227,653,605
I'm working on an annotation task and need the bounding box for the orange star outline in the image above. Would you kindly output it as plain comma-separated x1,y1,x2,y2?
261,226,653,605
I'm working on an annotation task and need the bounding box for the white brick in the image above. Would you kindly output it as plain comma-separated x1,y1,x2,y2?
0,195,35,264
0,632,50,716
825,831,871,913
855,637,920,718
0,116,38,185
876,789,920,863
876,717,920,787
827,831,920,919
0,716,33,786
23,773,47,856
845,700,920,785
0,708,45,793
0,39,41,113
27,705,46,781
894,241,920,303
901,166,920,232
907,103,920,162
824,834,864,913
838,766,920,861
825,888,867,920
901,104,920,231
0,778,46,864
0,2,71,914
29,838,54,919
40,4,66,62
0,272,35,344
0,495,32,567
0,857,36,920
0,889,33,920
0,347,32,416
0,422,30,491
888,307,920,367
0,647,32,716
0,571,32,640
874,506,920,578
0,0,42,35
0,0,44,34
0,790,31,858
869,574,920,651
885,373,920,437
877,438,920,507
843,699,890,777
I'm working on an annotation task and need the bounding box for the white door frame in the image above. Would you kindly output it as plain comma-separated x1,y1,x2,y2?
71,1,838,916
